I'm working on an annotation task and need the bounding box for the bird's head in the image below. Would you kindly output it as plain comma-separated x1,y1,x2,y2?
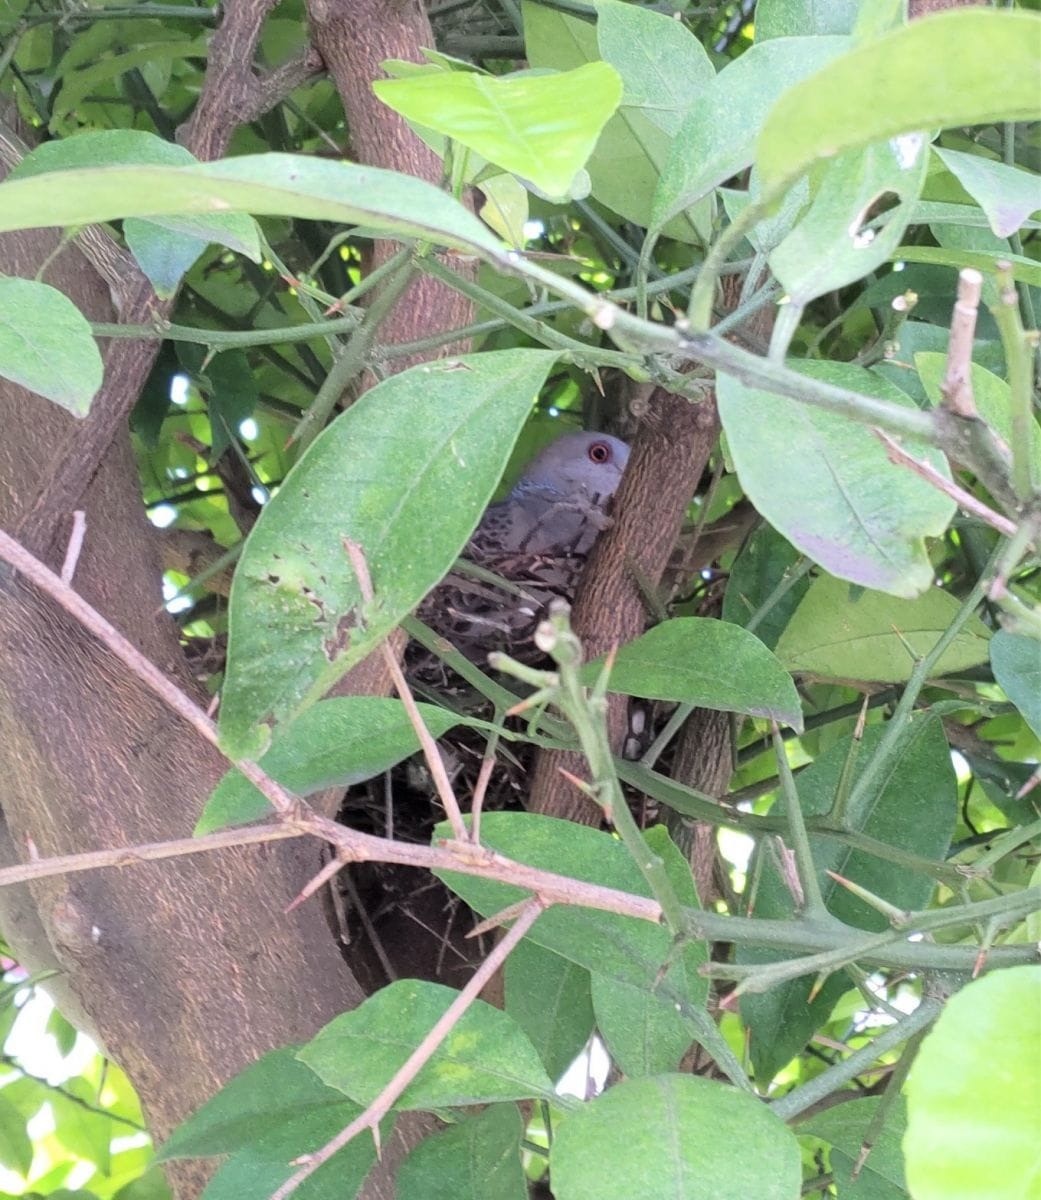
511,431,630,506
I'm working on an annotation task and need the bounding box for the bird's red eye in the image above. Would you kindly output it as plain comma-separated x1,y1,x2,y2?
588,440,611,465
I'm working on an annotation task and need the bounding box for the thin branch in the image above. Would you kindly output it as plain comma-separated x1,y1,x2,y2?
771,722,830,920
0,824,305,888
269,899,546,1200
992,259,1040,501
343,539,469,842
875,430,1017,536
941,268,983,417
771,995,943,1123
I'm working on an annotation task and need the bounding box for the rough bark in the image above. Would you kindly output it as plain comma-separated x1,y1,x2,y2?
307,0,475,364
0,0,468,1192
0,224,386,1196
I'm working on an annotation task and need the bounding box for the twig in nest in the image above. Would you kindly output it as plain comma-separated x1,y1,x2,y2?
343,538,469,843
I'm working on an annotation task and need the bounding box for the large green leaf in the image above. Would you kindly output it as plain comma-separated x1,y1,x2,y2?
374,63,621,199
11,130,261,262
776,575,990,681
551,1075,801,1200
504,941,594,1083
0,153,501,255
198,698,466,834
589,830,705,1078
769,134,929,312
582,617,803,731
218,349,556,759
435,814,708,1018
396,1104,526,1200
741,717,956,1081
905,967,1041,1200
718,362,955,599
757,11,1041,193
298,980,556,1109
0,278,103,416
651,36,849,234
755,0,859,39
522,0,713,240
158,1048,375,1200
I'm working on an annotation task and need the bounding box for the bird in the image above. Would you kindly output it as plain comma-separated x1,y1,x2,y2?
412,430,630,680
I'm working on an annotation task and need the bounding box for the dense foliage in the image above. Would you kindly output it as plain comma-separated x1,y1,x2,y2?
0,1,1039,1198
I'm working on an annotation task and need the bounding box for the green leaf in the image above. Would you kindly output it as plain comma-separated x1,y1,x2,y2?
593,0,715,240
198,698,464,834
436,815,708,1045
934,148,1041,239
374,64,622,199
396,1104,526,1200
0,1093,33,1176
769,135,929,310
775,575,990,681
757,11,1041,194
894,243,1041,290
0,277,102,415
718,362,955,599
596,0,713,115
123,218,210,298
195,348,260,462
218,349,556,759
651,36,849,233
12,129,261,262
298,980,556,1109
0,153,501,256
159,1047,350,1160
589,832,705,1078
800,1096,909,1200
722,525,809,651
504,941,594,1082
991,630,1041,743
755,0,859,39
741,717,956,1080
584,617,803,731
550,1075,801,1200
905,966,1041,1200
522,0,712,241
159,1048,375,1200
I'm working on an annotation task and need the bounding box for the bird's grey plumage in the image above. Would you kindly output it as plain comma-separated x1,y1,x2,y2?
413,431,629,677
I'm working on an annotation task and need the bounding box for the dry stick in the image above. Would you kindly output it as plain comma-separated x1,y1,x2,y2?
875,431,1018,537
269,899,546,1200
0,824,306,888
942,268,984,417
343,538,469,843
470,750,497,845
60,510,87,584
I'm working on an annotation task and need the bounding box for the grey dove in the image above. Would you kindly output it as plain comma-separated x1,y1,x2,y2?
413,431,629,677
